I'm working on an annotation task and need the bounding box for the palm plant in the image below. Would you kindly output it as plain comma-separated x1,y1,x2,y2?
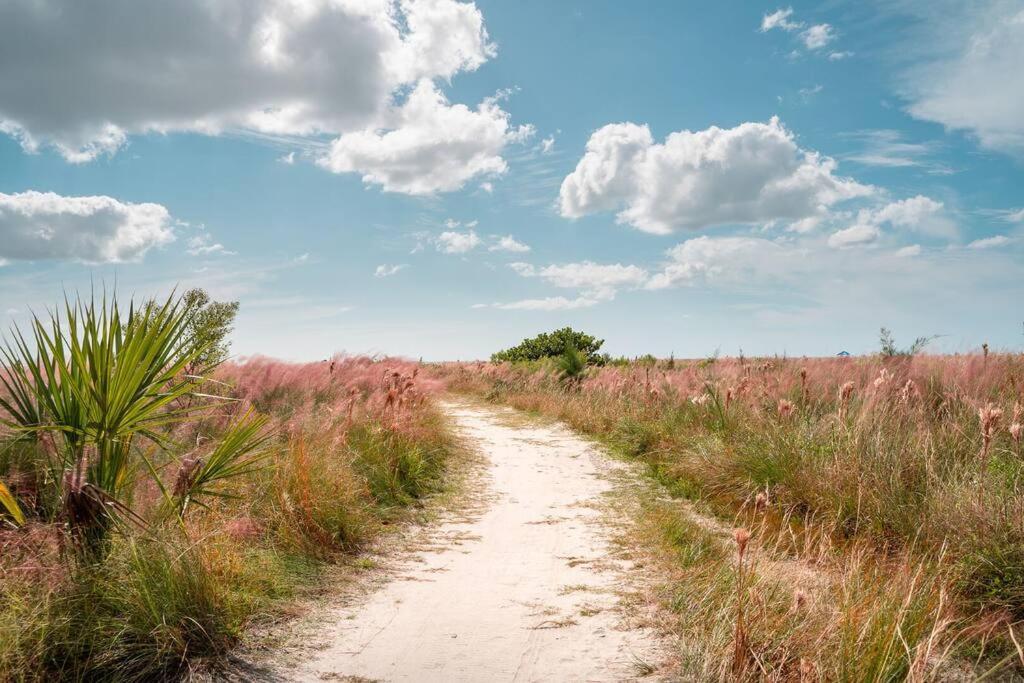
0,292,270,558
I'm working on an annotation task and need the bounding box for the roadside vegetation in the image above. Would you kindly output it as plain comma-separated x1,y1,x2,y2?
441,329,1024,679
0,290,455,682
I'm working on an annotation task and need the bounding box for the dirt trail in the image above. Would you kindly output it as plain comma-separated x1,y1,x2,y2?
260,400,665,682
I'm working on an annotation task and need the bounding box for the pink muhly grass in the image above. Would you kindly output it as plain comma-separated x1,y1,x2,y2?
978,402,1003,469
777,398,796,419
838,381,855,421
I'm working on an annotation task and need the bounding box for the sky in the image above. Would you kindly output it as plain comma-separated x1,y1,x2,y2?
0,0,1022,361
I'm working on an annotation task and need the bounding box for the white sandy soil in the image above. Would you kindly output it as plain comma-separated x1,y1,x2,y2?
261,400,665,682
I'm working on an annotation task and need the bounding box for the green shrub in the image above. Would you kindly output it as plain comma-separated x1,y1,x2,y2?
491,327,605,364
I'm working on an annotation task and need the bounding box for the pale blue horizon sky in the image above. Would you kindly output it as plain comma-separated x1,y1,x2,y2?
0,0,1022,360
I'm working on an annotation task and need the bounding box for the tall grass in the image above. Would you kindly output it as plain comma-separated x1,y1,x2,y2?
0,294,456,681
440,352,1024,677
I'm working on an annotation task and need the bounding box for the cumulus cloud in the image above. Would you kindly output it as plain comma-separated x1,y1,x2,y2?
510,260,648,300
0,0,525,192
872,196,954,237
902,5,1024,153
436,229,481,253
319,81,531,194
801,24,836,50
489,235,531,252
559,117,870,234
825,195,955,249
0,191,174,262
374,263,407,277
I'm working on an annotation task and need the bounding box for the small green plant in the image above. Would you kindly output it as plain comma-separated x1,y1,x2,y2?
555,344,588,387
879,327,937,357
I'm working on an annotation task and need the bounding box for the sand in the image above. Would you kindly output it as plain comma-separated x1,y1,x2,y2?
262,400,664,682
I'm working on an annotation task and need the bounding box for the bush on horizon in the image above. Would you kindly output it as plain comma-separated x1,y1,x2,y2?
491,327,605,365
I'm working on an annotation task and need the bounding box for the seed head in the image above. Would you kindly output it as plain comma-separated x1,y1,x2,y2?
733,527,751,560
777,398,796,418
1010,423,1022,444
979,403,1003,434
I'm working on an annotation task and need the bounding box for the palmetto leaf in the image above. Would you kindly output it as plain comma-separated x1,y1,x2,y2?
0,480,24,526
174,409,273,516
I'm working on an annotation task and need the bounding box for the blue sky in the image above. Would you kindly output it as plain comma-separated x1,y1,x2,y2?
0,0,1022,360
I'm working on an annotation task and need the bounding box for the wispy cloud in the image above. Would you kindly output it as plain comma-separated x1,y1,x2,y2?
841,130,951,174
374,263,407,277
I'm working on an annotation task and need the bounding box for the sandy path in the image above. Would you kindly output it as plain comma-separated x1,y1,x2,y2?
262,400,663,682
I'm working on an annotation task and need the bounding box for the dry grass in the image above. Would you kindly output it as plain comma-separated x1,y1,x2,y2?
438,352,1024,679
0,355,457,681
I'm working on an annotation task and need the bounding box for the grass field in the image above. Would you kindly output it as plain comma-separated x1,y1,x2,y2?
0,300,457,682
440,352,1024,679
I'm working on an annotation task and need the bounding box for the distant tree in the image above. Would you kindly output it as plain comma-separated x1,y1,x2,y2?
181,288,240,374
879,327,936,357
491,327,605,364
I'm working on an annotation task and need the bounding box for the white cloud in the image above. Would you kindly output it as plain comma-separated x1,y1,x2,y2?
0,191,174,262
828,223,881,249
828,51,854,61
902,5,1024,154
872,196,954,237
1006,208,1024,223
489,235,531,252
801,24,836,50
842,130,948,173
186,233,234,256
510,260,648,300
436,229,481,253
319,80,530,194
0,0,525,191
896,244,922,257
278,152,296,165
761,8,802,32
540,136,555,154
819,196,955,250
788,215,823,233
374,263,407,277
799,84,823,100
760,9,841,56
490,295,600,311
559,117,870,234
646,237,785,289
967,235,1011,249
